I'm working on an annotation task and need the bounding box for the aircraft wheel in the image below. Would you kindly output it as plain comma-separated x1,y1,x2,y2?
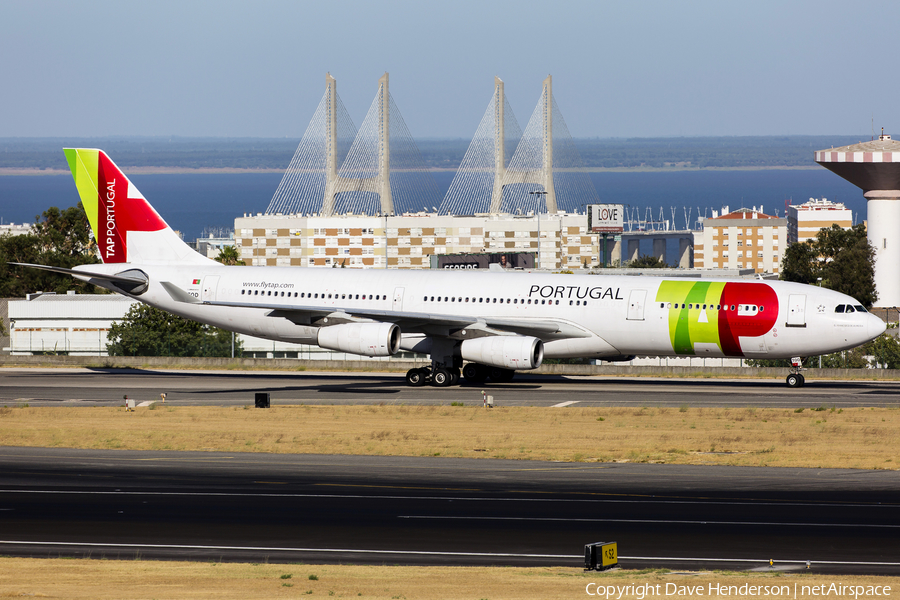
450,367,461,386
432,368,452,387
406,368,428,387
798,374,805,387
786,373,802,388
462,363,488,382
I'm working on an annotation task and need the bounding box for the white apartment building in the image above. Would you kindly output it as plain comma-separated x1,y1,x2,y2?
693,208,787,274
233,212,606,271
787,198,853,244
195,232,237,259
0,222,32,237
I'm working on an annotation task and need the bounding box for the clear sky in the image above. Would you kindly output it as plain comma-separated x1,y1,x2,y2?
2,0,897,140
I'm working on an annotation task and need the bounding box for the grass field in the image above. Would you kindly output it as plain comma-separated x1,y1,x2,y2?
0,558,897,600
1,403,898,469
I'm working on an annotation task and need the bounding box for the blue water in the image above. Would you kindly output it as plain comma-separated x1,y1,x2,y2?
0,170,865,242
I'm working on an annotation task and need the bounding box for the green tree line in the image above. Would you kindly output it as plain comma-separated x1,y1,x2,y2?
0,203,101,297
106,304,241,358
749,223,899,368
1,203,241,357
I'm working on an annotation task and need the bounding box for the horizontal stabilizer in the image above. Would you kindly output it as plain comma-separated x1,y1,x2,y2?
10,262,146,285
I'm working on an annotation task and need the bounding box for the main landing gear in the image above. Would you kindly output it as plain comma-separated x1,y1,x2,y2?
405,363,515,387
786,356,805,388
405,365,459,387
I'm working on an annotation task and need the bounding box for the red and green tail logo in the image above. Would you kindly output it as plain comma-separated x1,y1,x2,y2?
64,148,167,263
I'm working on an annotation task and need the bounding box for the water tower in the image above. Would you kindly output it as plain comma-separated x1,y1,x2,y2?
815,133,900,308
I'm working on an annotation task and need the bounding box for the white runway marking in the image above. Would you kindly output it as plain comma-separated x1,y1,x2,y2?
0,489,896,510
398,515,900,529
0,540,572,559
550,400,579,407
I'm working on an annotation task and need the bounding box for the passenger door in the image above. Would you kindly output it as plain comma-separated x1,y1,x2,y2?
392,287,405,312
787,294,806,327
627,289,647,321
202,276,220,303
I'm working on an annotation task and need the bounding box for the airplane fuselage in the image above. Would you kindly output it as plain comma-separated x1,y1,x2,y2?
76,263,885,362
52,148,887,389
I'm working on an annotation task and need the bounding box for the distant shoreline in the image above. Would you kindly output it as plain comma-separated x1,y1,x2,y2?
0,167,286,176
0,165,822,176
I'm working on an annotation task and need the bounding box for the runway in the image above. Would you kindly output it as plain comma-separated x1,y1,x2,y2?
2,367,899,408
0,447,899,574
2,369,898,574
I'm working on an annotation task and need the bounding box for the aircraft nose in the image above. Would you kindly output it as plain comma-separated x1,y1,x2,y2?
869,314,887,340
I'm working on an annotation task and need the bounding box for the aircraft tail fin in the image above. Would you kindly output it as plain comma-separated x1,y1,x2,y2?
64,148,214,265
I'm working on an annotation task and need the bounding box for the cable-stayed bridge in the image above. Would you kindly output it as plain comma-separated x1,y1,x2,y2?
267,72,442,217
441,75,599,216
265,73,598,217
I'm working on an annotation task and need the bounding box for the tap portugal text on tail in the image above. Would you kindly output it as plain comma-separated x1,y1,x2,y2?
15,149,887,388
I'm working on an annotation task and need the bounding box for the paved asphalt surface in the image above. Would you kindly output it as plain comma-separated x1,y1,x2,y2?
0,448,898,574
1,367,899,408
0,368,898,574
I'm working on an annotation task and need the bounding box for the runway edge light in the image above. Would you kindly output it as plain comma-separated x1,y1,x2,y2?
584,541,617,571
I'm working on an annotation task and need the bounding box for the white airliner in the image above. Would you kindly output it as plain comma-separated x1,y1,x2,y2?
18,149,887,388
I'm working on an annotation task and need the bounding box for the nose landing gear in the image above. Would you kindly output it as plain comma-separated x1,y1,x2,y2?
786,373,805,388
786,357,806,388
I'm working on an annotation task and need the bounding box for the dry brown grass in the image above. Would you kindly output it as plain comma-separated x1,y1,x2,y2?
0,559,897,600
1,404,899,469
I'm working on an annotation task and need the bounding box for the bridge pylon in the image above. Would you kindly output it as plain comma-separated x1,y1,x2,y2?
489,77,507,211
323,72,393,216
540,74,557,214
491,75,558,214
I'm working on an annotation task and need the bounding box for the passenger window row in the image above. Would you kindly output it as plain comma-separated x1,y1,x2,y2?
241,289,386,301
421,296,578,306
659,303,765,312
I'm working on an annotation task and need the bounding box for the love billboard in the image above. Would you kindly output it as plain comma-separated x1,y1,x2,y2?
588,204,624,233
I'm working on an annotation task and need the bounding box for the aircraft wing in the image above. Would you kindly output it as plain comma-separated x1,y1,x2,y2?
160,282,589,341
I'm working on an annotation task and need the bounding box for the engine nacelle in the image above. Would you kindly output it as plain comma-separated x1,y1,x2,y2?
317,322,400,357
460,336,544,370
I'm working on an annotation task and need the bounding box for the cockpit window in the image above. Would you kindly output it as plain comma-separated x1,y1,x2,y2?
835,304,867,313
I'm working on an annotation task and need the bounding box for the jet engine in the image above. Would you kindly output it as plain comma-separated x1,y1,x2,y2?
317,322,400,357
460,336,544,370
